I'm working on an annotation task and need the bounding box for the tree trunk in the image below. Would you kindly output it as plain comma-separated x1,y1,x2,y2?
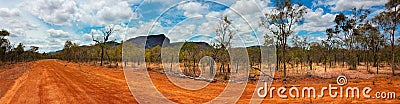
376,60,379,74
366,59,369,72
222,63,225,73
324,56,327,72
100,46,104,66
219,63,223,73
283,45,287,79
366,50,369,72
309,60,313,71
342,51,345,68
228,64,230,73
236,62,239,73
193,58,196,77
374,53,378,74
392,7,397,76
296,64,299,74
392,32,395,76
210,59,214,76
300,60,303,71
276,45,280,71
137,58,140,65
170,56,174,72
106,51,111,67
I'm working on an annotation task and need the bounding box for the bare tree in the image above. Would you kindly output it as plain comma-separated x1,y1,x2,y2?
92,25,115,66
216,16,235,49
215,16,236,75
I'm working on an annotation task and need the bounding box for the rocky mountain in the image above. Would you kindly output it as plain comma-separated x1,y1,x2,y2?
50,34,213,54
126,34,213,49
126,34,170,48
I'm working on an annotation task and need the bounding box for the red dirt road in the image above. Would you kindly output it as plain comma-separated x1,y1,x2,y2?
1,59,400,103
0,59,136,104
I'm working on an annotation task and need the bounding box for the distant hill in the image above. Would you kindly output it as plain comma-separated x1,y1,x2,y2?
48,50,62,55
125,34,214,49
126,34,170,49
169,42,212,48
52,34,266,54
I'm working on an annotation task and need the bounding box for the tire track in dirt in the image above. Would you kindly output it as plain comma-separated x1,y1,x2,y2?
0,59,136,104
0,62,33,98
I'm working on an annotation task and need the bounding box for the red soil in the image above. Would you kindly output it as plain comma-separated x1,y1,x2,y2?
1,59,400,103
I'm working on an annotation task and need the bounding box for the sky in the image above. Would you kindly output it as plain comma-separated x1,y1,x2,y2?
0,0,392,52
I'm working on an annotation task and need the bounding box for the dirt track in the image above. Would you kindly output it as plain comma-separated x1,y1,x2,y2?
0,59,136,104
1,59,400,103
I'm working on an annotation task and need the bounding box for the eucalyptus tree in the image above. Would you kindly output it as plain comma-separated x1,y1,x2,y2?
325,28,337,68
63,40,74,61
372,0,399,75
308,42,321,71
15,43,24,62
360,22,386,74
180,42,203,77
260,0,307,79
329,8,370,70
27,46,40,61
0,29,10,63
321,40,330,72
291,35,307,73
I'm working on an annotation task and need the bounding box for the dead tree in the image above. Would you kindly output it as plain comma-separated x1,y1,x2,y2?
92,25,115,66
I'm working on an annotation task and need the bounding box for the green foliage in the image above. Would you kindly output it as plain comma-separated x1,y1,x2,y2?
372,0,399,75
0,30,46,64
261,0,307,79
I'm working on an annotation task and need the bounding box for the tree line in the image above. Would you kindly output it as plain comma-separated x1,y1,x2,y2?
260,0,400,79
0,30,47,65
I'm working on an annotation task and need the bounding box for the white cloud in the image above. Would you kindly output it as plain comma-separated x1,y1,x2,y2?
76,0,138,26
82,33,93,43
20,0,138,26
20,0,79,26
0,8,20,17
0,0,24,8
168,23,196,42
300,8,336,32
312,0,336,7
0,0,142,52
0,8,38,38
227,0,269,16
166,0,271,46
205,11,221,18
332,0,389,12
197,19,218,35
92,2,135,25
125,20,165,39
46,29,78,49
314,0,389,12
222,0,272,46
48,29,70,38
177,2,209,17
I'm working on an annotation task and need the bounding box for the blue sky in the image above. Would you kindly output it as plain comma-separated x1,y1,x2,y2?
0,0,393,52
